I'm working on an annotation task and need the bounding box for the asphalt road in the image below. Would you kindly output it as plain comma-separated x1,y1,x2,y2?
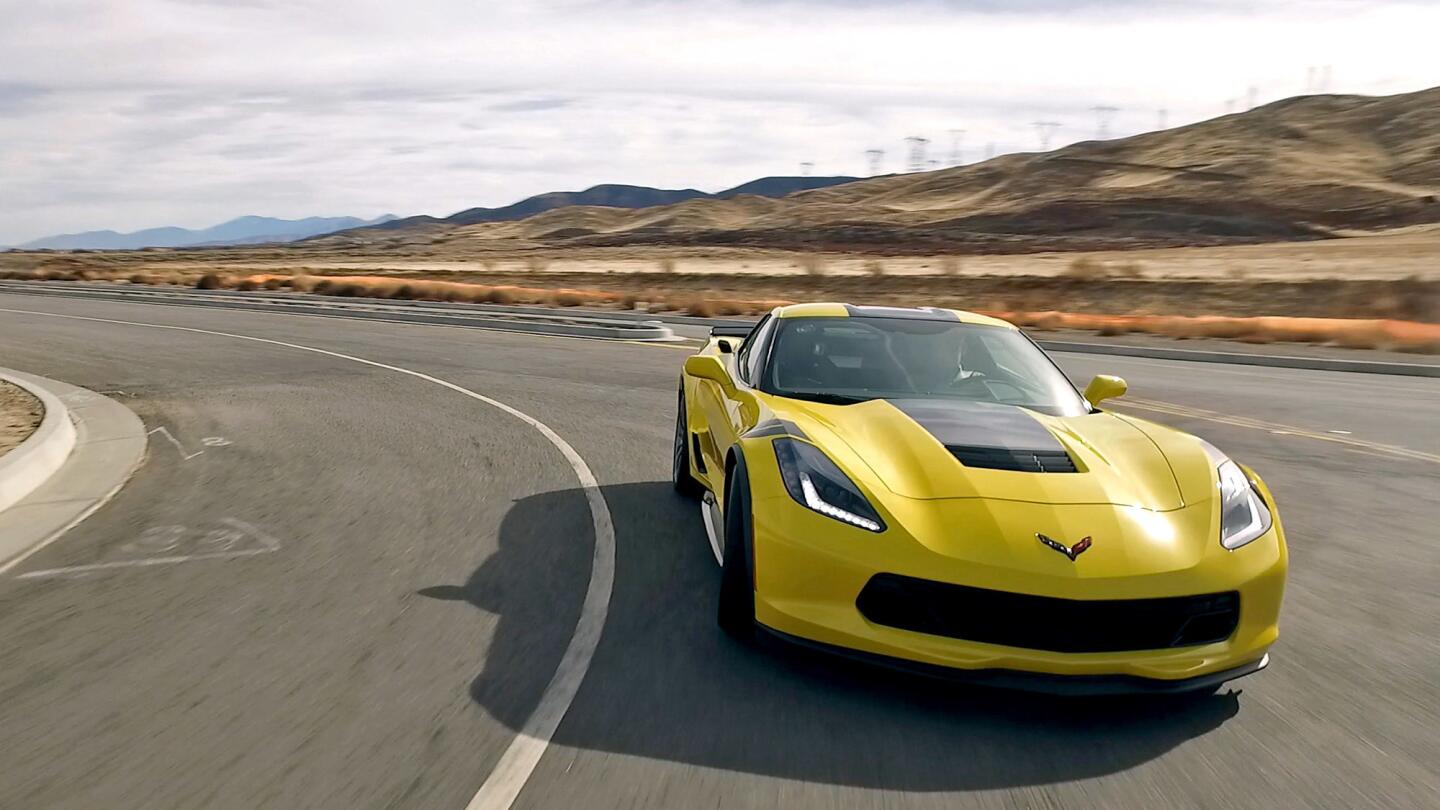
1,291,1436,809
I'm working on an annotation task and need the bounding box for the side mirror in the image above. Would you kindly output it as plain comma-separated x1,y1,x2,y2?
1084,374,1127,406
685,354,735,393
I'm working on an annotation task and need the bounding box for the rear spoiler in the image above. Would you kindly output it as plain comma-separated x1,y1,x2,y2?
710,325,753,338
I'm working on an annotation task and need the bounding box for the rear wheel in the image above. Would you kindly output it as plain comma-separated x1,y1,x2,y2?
718,455,756,642
672,387,702,498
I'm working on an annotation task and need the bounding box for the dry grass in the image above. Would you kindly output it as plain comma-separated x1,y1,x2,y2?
797,255,827,276
551,290,589,307
940,256,963,276
996,310,1440,352
1063,257,1110,280
6,260,1436,352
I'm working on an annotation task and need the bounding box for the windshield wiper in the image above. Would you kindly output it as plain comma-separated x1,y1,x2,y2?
781,391,871,405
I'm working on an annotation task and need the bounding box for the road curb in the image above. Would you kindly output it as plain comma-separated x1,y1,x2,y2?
0,369,147,574
0,369,77,514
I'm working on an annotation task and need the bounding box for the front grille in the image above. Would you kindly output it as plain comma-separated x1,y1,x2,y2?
948,446,1078,473
857,574,1239,653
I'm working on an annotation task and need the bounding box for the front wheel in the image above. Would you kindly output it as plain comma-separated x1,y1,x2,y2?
672,387,702,498
717,454,756,642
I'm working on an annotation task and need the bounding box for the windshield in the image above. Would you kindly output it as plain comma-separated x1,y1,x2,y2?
762,317,1089,416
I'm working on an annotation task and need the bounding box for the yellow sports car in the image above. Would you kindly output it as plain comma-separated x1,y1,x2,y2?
674,303,1287,694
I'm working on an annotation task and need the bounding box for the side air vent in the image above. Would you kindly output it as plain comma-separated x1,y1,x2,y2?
691,434,707,473
948,445,1078,473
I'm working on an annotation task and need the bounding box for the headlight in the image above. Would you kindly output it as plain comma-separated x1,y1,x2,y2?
773,439,885,532
1217,459,1272,550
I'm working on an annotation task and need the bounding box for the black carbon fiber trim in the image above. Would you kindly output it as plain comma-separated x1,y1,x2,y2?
744,419,808,440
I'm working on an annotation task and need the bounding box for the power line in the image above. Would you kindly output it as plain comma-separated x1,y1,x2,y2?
1032,121,1062,151
947,129,966,166
864,149,884,176
904,136,929,173
1090,106,1118,139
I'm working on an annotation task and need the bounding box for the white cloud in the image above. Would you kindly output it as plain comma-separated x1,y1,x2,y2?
1,0,1437,243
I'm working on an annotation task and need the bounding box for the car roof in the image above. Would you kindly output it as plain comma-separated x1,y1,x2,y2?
773,302,1016,329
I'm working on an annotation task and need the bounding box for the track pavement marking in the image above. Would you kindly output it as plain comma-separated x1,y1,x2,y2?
18,518,281,579
1117,397,1440,465
2,306,614,810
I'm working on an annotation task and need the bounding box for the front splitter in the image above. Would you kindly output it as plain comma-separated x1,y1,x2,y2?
756,624,1269,696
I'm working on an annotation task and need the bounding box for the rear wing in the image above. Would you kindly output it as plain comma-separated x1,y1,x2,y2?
707,324,751,353
709,325,753,338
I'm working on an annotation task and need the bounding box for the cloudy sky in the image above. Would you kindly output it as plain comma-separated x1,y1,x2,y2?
3,0,1438,244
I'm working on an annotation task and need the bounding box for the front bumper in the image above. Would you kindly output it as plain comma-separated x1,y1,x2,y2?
747,479,1288,687
759,625,1270,695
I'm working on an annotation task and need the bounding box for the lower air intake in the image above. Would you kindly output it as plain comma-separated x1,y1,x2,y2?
857,574,1240,653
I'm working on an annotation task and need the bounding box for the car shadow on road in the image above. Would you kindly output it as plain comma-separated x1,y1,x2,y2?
420,481,1240,791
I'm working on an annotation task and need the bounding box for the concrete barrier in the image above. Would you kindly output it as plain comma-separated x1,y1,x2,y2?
0,369,77,514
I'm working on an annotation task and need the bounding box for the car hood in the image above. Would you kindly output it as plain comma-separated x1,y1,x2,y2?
777,397,1189,511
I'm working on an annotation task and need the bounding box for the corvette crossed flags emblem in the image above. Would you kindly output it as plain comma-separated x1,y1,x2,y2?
1036,533,1093,561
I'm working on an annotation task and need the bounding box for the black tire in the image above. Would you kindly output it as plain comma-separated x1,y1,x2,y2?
718,454,757,642
672,387,702,498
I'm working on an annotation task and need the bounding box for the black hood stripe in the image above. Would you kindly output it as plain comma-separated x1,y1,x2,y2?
884,398,1066,454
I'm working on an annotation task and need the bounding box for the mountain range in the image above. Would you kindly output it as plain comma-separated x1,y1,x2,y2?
9,175,861,251
314,86,1440,254
354,176,860,233
13,215,399,251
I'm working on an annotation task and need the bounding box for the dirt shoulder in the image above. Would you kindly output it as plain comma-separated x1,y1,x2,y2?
3,223,1439,284
0,379,43,458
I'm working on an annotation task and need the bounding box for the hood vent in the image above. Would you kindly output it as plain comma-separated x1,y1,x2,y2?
948,445,1078,473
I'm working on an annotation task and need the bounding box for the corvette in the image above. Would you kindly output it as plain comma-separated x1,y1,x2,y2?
674,303,1287,694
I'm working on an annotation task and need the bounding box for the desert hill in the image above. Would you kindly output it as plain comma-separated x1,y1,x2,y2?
319,87,1440,254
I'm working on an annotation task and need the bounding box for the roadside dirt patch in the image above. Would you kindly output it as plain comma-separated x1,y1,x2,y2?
0,379,43,458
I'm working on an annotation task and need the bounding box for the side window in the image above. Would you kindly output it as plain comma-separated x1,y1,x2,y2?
737,315,776,385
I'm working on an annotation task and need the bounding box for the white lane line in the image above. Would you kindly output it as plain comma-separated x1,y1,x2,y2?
1,306,615,810
147,426,205,460
1069,352,1440,394
1116,397,1440,465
